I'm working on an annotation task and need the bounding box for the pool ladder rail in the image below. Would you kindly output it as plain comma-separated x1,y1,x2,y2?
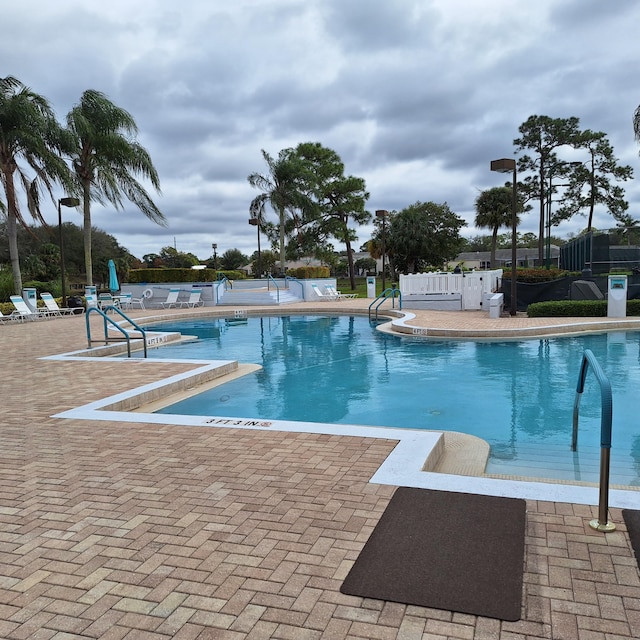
573,349,614,532
85,305,148,358
369,287,402,321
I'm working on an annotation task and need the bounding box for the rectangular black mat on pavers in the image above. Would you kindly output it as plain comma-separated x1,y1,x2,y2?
623,509,640,568
340,487,526,621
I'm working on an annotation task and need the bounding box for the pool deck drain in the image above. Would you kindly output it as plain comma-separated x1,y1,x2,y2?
2,301,640,639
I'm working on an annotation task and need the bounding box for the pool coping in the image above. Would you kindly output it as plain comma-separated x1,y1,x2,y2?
44,311,640,509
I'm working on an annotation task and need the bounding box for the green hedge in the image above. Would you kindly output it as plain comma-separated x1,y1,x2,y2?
128,268,245,283
527,299,640,317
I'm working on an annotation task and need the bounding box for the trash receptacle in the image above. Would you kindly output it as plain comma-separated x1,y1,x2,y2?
67,295,85,314
366,276,376,298
489,293,503,319
22,287,37,313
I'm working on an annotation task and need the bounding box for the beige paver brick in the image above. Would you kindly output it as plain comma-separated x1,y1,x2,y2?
2,307,640,639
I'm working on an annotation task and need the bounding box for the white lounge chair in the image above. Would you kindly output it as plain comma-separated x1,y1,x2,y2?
85,294,98,308
40,292,77,316
179,289,203,308
161,288,181,308
311,284,337,301
10,295,47,320
0,310,21,323
325,285,357,300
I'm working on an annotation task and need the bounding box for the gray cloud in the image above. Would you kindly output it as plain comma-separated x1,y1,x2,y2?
2,0,639,262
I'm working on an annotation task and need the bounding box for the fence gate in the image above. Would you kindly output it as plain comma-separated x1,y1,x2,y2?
462,275,484,310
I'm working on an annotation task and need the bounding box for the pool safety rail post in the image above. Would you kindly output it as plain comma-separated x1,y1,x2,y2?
572,349,615,532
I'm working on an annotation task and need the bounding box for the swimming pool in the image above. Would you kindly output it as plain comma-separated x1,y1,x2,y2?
141,314,640,486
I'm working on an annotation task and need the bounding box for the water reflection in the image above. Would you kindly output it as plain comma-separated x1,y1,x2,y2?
145,317,640,485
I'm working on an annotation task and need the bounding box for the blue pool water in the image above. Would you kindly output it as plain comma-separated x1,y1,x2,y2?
142,315,640,486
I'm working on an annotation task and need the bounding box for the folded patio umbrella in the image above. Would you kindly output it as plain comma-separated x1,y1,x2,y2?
108,259,119,294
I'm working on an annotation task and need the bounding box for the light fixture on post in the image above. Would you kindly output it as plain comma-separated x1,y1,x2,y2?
375,209,389,291
490,159,518,316
211,243,217,271
58,197,80,307
249,217,261,278
546,161,582,269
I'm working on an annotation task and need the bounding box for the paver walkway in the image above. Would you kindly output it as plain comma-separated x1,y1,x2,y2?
1,303,639,639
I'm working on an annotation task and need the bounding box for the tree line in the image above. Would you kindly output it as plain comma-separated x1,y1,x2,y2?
0,76,165,295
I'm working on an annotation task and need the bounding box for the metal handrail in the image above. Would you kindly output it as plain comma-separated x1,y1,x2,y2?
85,306,148,358
285,275,304,300
572,348,615,531
214,276,230,303
267,274,280,303
368,287,402,321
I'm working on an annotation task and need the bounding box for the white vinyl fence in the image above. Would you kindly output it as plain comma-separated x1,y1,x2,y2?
399,270,503,310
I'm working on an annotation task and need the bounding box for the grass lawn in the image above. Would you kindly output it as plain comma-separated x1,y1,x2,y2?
336,277,392,297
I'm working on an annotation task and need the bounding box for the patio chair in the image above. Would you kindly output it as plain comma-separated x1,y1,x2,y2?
85,294,98,308
179,289,203,308
325,285,357,300
10,295,48,320
98,293,118,311
118,292,145,310
311,283,337,301
160,288,181,308
40,292,77,316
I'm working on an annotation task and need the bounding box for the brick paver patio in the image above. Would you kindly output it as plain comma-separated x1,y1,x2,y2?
1,303,639,639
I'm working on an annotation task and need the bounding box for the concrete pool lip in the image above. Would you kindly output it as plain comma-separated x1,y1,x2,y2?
46,344,640,510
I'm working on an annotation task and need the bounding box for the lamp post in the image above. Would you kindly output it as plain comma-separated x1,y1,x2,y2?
249,217,261,278
375,209,389,291
58,197,80,307
546,161,582,269
490,159,518,316
211,243,217,271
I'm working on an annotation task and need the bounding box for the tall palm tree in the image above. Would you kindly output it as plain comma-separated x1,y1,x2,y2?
65,89,166,285
0,76,71,292
474,186,518,268
635,104,640,150
247,148,307,275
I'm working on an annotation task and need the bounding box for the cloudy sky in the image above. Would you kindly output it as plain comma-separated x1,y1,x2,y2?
4,0,640,262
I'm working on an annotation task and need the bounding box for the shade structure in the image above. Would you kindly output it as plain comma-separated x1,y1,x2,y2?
108,260,119,294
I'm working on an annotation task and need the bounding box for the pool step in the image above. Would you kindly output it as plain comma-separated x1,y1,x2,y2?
423,431,490,476
485,441,638,486
217,288,302,305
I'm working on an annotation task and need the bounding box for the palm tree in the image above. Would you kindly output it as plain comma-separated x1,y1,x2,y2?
474,186,518,268
247,148,307,275
635,104,640,150
0,76,71,293
65,90,166,285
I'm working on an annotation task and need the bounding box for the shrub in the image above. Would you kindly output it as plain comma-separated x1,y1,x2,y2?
287,266,330,279
502,268,576,283
528,299,640,317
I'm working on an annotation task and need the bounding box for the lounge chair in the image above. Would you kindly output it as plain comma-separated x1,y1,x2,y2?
311,284,337,301
85,294,98,308
10,295,47,320
40,292,77,316
160,288,181,308
325,285,357,300
179,289,203,308
0,310,21,323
